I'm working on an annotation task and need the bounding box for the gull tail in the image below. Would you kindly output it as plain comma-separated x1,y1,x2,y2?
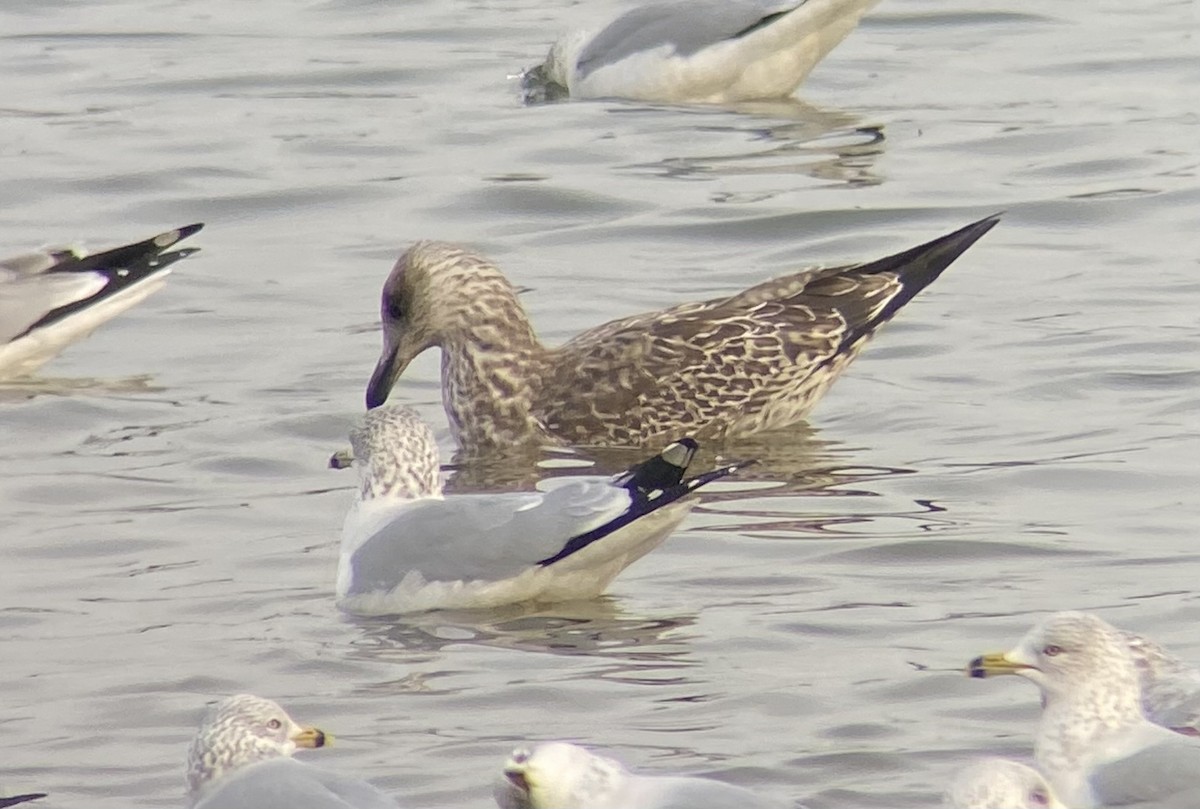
21,223,205,337
537,440,754,566
846,214,1000,342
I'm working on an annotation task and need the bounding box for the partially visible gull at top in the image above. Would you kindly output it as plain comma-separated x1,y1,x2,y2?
0,223,203,380
967,611,1200,808
187,694,399,809
522,0,881,103
335,405,747,615
943,758,1065,809
493,741,789,809
365,215,1000,455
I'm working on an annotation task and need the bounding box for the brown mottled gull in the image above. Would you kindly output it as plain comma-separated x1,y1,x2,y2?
0,223,203,379
187,694,399,809
365,216,999,454
967,612,1200,808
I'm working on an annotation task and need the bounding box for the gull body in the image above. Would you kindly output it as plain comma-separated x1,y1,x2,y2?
0,223,203,379
366,216,1000,454
494,741,787,809
526,0,881,103
337,406,746,615
187,694,397,809
944,758,1065,809
968,611,1200,808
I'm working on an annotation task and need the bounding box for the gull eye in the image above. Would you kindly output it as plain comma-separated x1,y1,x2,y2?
266,718,282,730
1031,788,1049,806
386,300,404,320
1042,644,1063,657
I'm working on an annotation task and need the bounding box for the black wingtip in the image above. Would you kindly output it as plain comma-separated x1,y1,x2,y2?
0,794,48,809
612,436,699,493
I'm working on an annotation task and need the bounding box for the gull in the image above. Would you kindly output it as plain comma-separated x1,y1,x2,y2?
522,0,881,103
493,741,788,809
336,405,747,616
944,758,1065,809
365,215,1000,454
0,223,203,379
187,694,398,809
967,611,1200,808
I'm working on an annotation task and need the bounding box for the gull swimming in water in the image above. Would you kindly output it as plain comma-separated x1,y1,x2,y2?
365,215,1000,454
187,694,398,809
967,611,1200,808
944,758,1065,809
522,0,881,103
0,223,203,379
493,741,788,809
336,405,746,615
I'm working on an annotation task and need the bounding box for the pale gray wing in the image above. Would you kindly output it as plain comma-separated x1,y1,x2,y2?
1090,739,1200,805
621,775,788,809
577,0,802,75
195,759,398,809
0,273,104,344
347,480,633,588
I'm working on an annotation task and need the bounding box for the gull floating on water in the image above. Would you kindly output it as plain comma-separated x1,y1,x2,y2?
522,0,881,103
967,611,1200,808
493,741,788,809
336,406,746,615
365,215,1000,454
944,758,1065,809
187,694,398,809
0,223,203,380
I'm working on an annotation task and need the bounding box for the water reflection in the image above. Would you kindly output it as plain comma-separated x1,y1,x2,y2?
0,374,163,403
343,598,697,665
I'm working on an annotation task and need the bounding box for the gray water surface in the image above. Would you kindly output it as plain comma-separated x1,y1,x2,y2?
2,0,1199,806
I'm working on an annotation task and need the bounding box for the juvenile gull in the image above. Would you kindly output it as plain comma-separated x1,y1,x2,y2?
523,0,881,103
337,405,746,615
493,741,788,809
967,611,1200,808
187,694,398,809
944,758,1065,809
0,223,203,379
365,215,1000,454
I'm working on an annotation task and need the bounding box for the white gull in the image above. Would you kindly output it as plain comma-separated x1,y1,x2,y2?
336,406,747,615
944,758,1065,809
523,0,881,103
493,741,788,809
0,223,202,379
968,611,1200,808
187,694,398,809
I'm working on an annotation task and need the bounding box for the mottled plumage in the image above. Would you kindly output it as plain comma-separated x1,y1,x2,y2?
967,612,1200,808
0,223,203,379
523,0,881,103
944,759,1064,809
187,694,398,809
365,216,1000,455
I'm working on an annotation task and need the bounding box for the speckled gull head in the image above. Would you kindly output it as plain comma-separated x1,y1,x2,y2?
494,742,622,809
185,694,327,806
348,406,442,502
967,611,1143,709
365,242,536,412
944,758,1065,809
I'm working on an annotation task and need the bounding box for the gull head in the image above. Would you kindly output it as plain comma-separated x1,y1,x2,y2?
349,406,442,501
944,758,1065,809
365,241,533,410
185,694,327,804
494,742,623,809
967,611,1142,708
